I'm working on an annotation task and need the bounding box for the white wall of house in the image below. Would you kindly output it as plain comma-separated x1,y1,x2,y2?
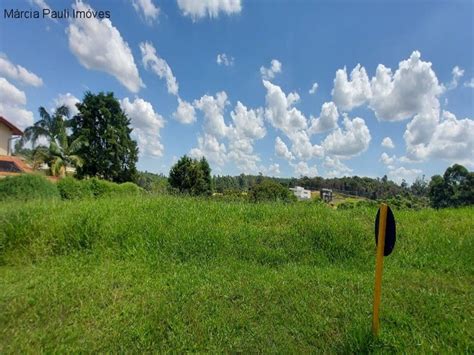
0,123,11,155
290,186,312,200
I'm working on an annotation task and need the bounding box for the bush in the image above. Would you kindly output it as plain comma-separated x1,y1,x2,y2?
57,177,144,200
250,180,296,203
57,177,93,200
0,174,59,201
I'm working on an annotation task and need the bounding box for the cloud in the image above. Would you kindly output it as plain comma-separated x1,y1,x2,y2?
404,110,474,166
323,156,353,178
173,98,196,124
0,77,34,129
309,82,319,95
388,166,422,184
267,163,280,176
332,64,371,111
67,1,143,93
226,102,266,172
132,0,159,24
446,66,464,90
369,51,443,121
275,136,294,161
262,80,306,136
309,101,339,134
189,133,227,166
120,97,165,157
381,137,395,149
292,161,318,177
140,41,179,96
53,93,80,117
289,130,324,161
260,59,282,80
322,114,371,158
0,53,43,87
380,152,396,165
216,53,234,66
177,0,241,20
193,91,229,138
464,78,474,88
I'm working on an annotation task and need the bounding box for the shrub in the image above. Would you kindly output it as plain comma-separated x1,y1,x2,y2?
250,180,296,203
57,177,144,200
0,174,59,201
57,177,93,200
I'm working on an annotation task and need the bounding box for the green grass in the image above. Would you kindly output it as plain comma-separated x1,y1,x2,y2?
0,196,473,352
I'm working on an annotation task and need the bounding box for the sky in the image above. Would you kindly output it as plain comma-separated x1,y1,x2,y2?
0,0,473,182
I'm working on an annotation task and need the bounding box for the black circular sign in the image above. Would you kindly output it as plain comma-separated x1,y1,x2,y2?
374,206,396,256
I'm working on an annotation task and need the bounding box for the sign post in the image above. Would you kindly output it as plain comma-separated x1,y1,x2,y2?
372,203,396,336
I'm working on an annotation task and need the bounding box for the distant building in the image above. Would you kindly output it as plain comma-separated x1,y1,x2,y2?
320,188,333,203
290,186,312,200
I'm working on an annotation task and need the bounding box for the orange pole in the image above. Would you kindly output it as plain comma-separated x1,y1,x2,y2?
372,203,388,336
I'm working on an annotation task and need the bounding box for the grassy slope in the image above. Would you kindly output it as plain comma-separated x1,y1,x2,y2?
0,196,473,352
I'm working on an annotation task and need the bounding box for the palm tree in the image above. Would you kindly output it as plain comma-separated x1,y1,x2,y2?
21,105,87,177
22,105,69,147
48,129,86,177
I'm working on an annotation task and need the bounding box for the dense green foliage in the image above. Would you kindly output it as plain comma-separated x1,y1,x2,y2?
169,155,212,195
213,173,408,199
0,196,472,352
57,177,143,199
71,92,138,183
0,174,59,201
429,164,474,208
19,106,85,177
250,179,296,202
136,171,169,193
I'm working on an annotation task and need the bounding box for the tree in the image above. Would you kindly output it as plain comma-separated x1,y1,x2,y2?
22,106,69,147
48,128,86,177
71,92,138,183
411,175,428,196
168,155,212,195
250,180,296,203
429,164,474,208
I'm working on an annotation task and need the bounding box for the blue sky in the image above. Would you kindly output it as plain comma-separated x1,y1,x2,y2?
0,0,473,182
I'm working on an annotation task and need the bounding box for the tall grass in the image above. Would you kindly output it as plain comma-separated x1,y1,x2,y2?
0,196,473,352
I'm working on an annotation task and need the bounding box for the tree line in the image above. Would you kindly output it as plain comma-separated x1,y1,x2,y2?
15,91,473,209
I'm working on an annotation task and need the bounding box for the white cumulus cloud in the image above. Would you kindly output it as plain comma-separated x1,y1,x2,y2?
309,82,319,95
173,98,196,124
120,97,165,157
140,41,179,96
260,59,282,80
275,136,294,161
369,51,443,121
292,161,318,177
217,53,234,66
0,53,43,87
132,0,160,24
309,101,339,134
322,114,371,158
53,93,80,117
323,156,353,178
177,0,241,20
332,64,371,111
381,137,395,149
67,1,143,93
193,91,229,138
0,77,34,129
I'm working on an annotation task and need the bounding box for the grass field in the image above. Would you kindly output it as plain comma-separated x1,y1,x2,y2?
1,196,473,352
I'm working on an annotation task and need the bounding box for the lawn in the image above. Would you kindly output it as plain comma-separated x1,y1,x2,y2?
1,196,473,352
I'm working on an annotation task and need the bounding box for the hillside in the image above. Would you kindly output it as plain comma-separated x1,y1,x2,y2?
1,196,473,352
